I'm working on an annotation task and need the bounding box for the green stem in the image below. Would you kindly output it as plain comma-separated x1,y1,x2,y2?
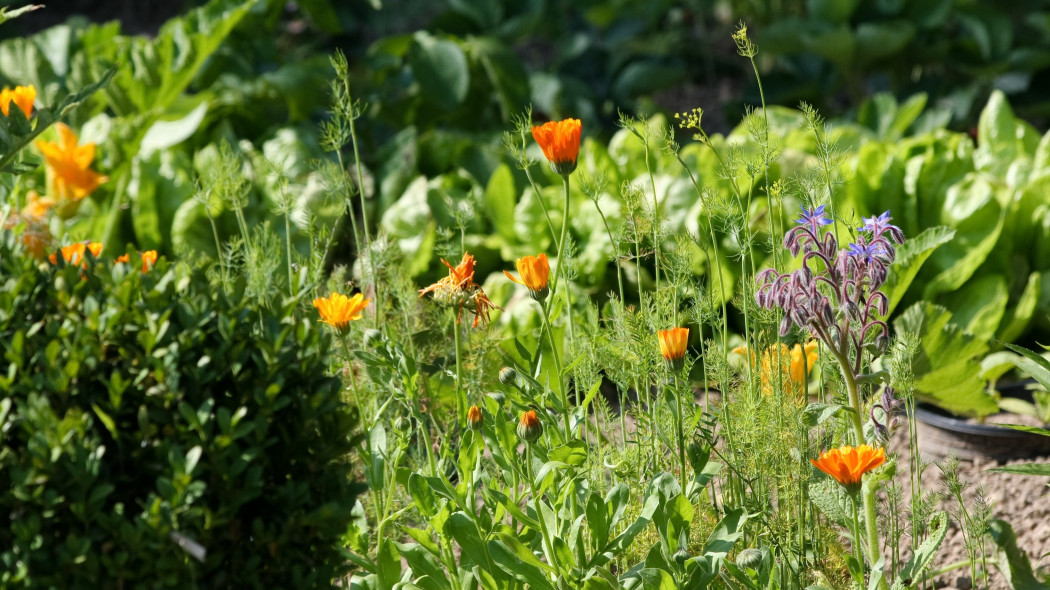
541,300,570,438
525,445,565,590
674,372,687,492
453,313,466,426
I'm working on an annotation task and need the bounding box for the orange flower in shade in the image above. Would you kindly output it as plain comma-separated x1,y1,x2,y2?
810,444,886,491
49,241,103,267
658,327,689,371
117,250,159,273
503,253,550,302
313,292,371,335
0,85,35,118
517,409,542,443
35,123,108,218
419,252,501,328
732,341,819,397
532,118,581,176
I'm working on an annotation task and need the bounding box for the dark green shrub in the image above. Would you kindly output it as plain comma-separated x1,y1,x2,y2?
0,234,363,588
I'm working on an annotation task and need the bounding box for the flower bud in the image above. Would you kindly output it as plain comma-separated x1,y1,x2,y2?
363,329,384,348
687,440,709,472
874,333,888,356
517,410,542,443
672,545,691,566
393,415,412,433
487,391,506,407
736,548,763,569
467,405,483,431
499,366,518,386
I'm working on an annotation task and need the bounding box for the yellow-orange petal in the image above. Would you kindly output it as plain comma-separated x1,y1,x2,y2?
141,250,158,272
658,327,689,361
810,444,885,487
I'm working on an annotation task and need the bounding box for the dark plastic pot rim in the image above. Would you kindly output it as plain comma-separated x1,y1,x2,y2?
914,404,1040,437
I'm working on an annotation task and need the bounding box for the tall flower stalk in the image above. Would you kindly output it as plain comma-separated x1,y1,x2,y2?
756,206,904,578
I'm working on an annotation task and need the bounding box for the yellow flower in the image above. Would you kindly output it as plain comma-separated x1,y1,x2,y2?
503,253,550,302
35,123,108,218
532,118,581,176
658,327,689,371
0,85,35,119
810,444,885,490
313,292,370,334
732,341,819,396
49,241,103,267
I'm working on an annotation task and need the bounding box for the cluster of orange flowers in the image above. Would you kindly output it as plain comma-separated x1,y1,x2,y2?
2,83,109,260
47,241,159,273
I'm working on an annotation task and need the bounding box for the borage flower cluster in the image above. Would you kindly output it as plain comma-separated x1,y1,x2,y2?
756,206,905,367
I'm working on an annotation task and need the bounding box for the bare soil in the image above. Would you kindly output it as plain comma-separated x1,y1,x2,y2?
887,421,1050,590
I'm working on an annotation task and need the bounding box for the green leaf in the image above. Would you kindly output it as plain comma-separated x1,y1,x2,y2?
988,462,1050,476
975,90,1022,177
808,481,852,528
483,164,517,242
379,176,436,277
139,97,209,156
409,32,469,110
998,272,1041,342
1002,342,1050,394
626,568,676,590
894,302,998,417
444,512,490,569
939,274,1008,342
924,176,1005,297
987,520,1050,590
547,440,588,467
898,512,948,583
882,225,954,314
488,534,557,590
703,508,748,559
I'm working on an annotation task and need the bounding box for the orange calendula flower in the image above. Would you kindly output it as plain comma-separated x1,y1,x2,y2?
517,409,542,443
49,241,103,267
35,123,108,219
419,252,501,328
810,444,885,491
732,341,819,397
313,292,371,335
0,85,35,119
532,118,581,176
658,327,689,371
503,253,550,302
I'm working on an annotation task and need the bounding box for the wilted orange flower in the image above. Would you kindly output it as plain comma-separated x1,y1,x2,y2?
419,252,501,327
4,191,54,259
532,118,581,176
658,327,689,371
313,292,370,335
35,123,108,218
49,241,103,267
732,341,819,396
517,409,542,443
0,85,35,118
810,444,885,490
504,253,550,302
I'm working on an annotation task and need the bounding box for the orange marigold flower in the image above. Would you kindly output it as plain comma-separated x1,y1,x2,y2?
419,252,501,327
313,292,370,335
810,444,885,490
116,254,130,263
517,409,542,443
467,405,483,431
35,123,108,219
532,118,581,176
141,250,158,273
732,341,819,397
49,241,103,267
658,327,689,371
503,253,550,302
0,85,35,119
